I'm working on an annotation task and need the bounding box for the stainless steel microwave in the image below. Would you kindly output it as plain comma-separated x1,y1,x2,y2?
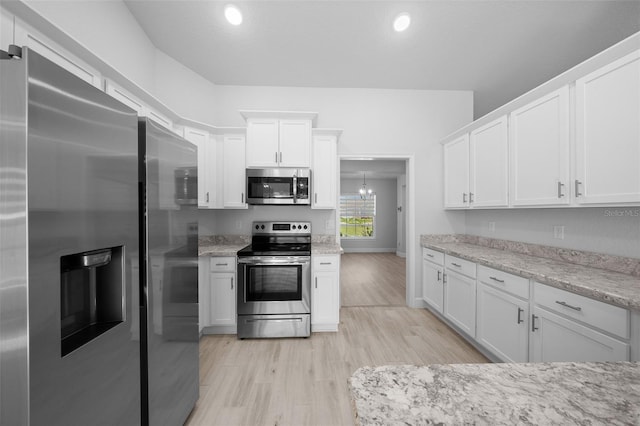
246,168,310,205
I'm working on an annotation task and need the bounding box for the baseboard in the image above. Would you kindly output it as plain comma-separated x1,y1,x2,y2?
201,325,237,335
312,323,339,332
396,251,406,258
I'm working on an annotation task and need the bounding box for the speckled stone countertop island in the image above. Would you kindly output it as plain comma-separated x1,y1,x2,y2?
349,362,640,425
421,235,640,312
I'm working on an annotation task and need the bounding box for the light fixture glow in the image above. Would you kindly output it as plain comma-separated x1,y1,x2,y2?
225,4,243,25
393,13,411,32
359,173,373,199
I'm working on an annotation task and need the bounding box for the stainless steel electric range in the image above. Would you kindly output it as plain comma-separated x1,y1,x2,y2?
236,221,312,339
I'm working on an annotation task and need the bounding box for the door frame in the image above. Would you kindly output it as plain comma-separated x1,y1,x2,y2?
337,154,415,307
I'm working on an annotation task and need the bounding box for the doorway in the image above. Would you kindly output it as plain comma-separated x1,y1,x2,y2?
338,155,414,307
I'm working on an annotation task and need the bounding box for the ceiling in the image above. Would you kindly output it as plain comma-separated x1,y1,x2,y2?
124,0,640,118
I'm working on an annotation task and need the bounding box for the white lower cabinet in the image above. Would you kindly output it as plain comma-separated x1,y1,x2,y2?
476,282,529,362
443,255,477,338
203,256,237,334
531,282,630,362
312,255,340,332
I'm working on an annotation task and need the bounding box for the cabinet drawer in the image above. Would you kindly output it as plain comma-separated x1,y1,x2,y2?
210,257,236,272
477,265,529,300
445,255,476,279
313,255,339,271
422,248,444,265
533,282,629,339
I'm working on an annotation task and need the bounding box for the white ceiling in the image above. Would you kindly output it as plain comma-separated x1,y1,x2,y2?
124,0,640,118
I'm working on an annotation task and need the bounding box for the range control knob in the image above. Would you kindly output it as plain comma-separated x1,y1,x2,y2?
303,225,308,229
261,224,265,229
255,225,259,230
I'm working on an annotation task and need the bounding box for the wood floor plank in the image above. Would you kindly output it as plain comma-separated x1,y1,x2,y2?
186,253,487,425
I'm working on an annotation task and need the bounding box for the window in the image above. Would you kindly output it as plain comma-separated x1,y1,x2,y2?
339,194,376,238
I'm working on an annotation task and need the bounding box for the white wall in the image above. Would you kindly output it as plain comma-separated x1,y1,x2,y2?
208,85,473,305
339,177,397,252
23,0,157,93
465,208,640,259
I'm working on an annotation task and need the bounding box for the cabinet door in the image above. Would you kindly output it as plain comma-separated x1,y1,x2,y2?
279,120,311,167
575,50,640,205
476,283,529,362
312,271,339,331
184,127,215,209
311,134,337,209
246,119,279,167
198,258,211,331
443,134,470,208
15,19,102,88
422,260,444,313
209,272,236,326
443,270,476,337
470,116,509,207
531,307,629,362
223,135,247,208
510,87,570,206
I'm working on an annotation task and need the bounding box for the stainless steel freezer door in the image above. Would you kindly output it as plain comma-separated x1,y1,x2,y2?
141,118,199,426
23,48,141,426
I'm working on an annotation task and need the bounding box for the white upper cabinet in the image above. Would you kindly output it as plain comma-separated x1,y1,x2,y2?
311,130,340,209
469,115,509,208
510,87,570,206
575,50,640,205
443,134,470,208
242,111,316,169
14,18,102,88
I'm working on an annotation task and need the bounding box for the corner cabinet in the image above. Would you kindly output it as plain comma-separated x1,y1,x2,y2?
312,255,340,332
574,50,640,205
222,134,248,208
311,129,341,209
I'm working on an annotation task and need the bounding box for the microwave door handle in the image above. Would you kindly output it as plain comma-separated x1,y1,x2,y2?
292,174,298,203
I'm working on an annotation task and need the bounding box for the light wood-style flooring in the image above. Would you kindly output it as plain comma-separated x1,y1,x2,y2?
186,253,487,426
340,253,406,307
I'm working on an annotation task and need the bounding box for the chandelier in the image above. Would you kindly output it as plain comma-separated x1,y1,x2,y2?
359,173,373,199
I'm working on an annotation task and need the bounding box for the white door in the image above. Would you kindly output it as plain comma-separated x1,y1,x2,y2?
443,134,470,208
470,116,509,207
575,50,640,204
279,120,311,167
209,272,236,326
476,283,529,362
246,119,279,167
510,87,570,206
223,135,247,208
531,307,629,362
422,260,443,313
443,271,476,337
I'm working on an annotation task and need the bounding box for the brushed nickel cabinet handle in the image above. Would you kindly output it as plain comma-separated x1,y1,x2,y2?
555,300,582,311
517,307,524,324
463,193,467,203
275,152,278,163
206,192,209,203
320,262,331,265
451,262,461,267
241,193,244,203
469,192,474,203
443,273,447,284
215,263,228,266
437,270,441,281
557,181,565,198
575,180,583,197
531,314,539,332
489,276,505,283
426,253,434,258
315,277,318,289
315,193,318,204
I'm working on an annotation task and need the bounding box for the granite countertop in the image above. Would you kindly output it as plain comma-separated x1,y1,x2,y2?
198,235,342,256
349,362,640,425
421,236,640,312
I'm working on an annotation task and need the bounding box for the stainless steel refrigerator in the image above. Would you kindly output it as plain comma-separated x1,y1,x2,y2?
1,48,141,425
138,118,199,426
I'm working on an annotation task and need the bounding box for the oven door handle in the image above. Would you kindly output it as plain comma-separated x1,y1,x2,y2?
238,256,310,266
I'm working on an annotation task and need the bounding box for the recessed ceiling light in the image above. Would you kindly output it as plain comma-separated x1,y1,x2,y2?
393,13,411,32
224,4,243,26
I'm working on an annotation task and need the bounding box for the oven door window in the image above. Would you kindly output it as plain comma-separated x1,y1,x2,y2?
247,177,294,200
246,264,301,301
